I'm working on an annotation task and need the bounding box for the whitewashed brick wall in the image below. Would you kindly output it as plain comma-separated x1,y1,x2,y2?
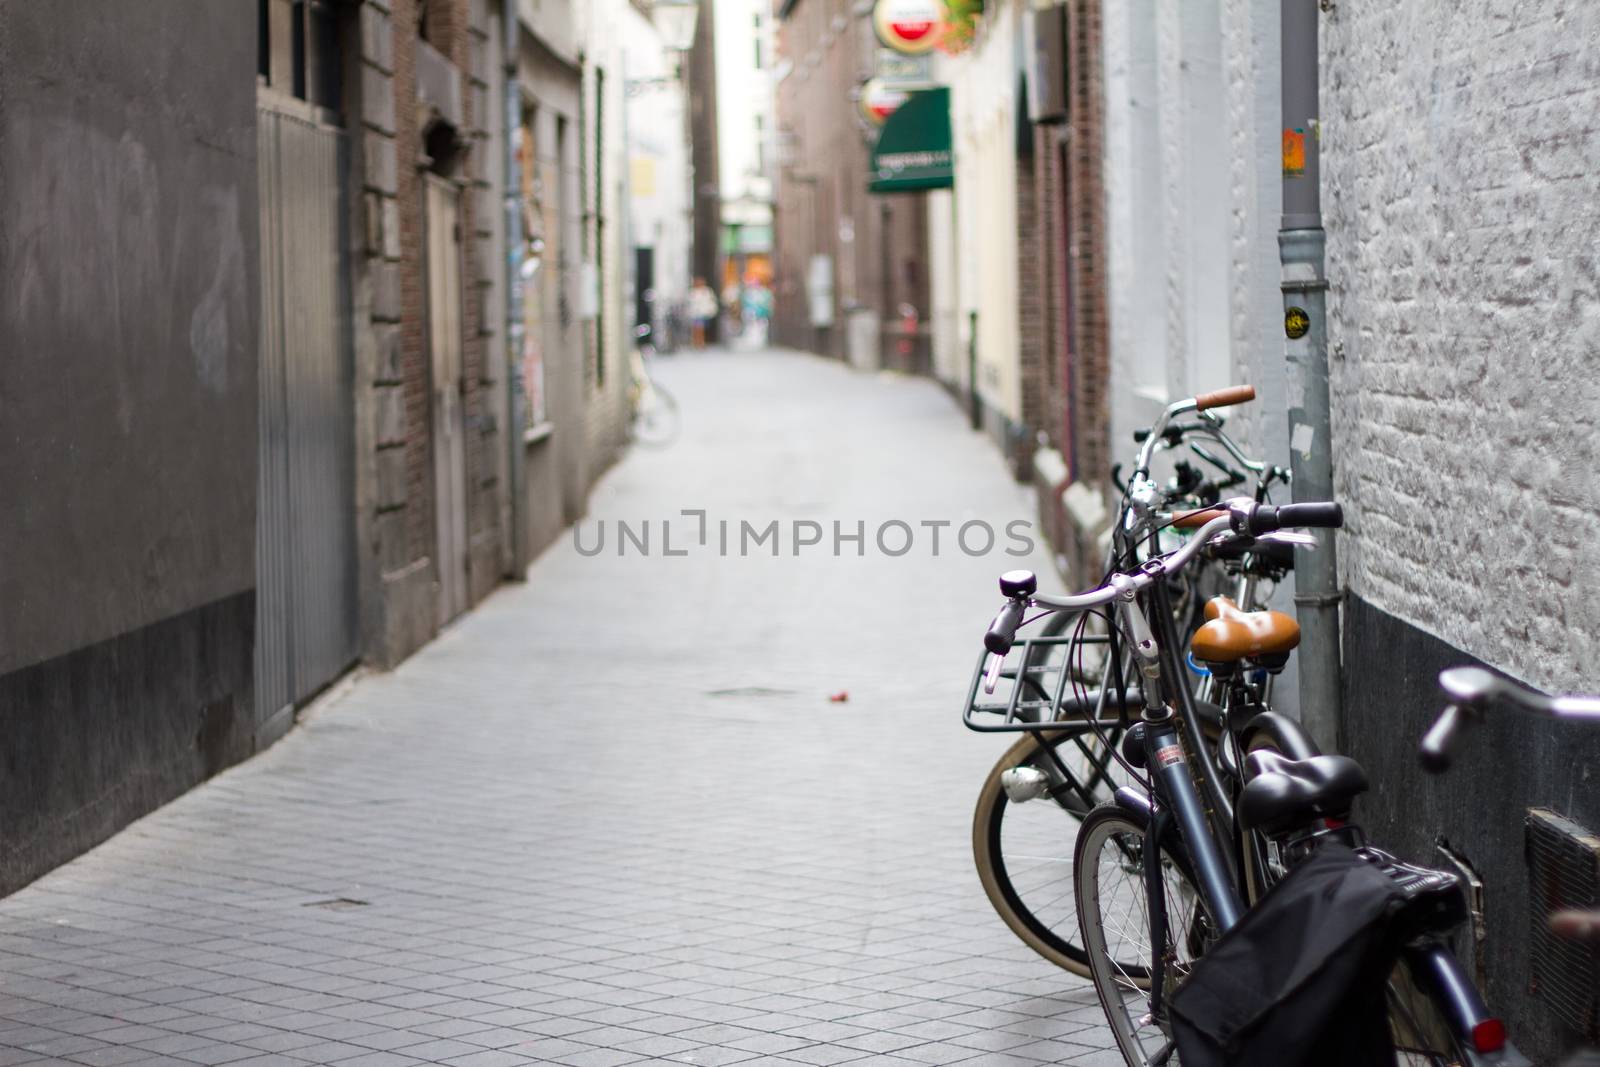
1322,1,1600,691
1103,0,1286,465
1102,0,1301,708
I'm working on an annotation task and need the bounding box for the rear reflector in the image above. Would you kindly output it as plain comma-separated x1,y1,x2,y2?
1471,1018,1506,1052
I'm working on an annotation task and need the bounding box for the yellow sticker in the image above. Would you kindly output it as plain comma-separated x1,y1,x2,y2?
1283,127,1306,177
1285,307,1310,340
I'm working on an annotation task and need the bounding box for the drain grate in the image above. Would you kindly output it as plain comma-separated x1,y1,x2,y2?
1527,807,1600,1040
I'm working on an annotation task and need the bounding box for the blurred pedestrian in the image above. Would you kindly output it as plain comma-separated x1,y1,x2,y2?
688,278,717,349
741,282,773,349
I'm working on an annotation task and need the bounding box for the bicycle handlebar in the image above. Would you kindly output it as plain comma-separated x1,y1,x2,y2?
1419,667,1600,773
984,498,1341,637
1418,704,1467,773
1239,502,1343,536
1134,386,1256,475
984,599,1027,656
1195,384,1257,411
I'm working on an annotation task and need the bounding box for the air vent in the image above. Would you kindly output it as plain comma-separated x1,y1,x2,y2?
1526,807,1600,1040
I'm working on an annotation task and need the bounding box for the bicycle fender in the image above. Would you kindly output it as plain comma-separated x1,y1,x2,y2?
1112,784,1154,826
1239,710,1321,761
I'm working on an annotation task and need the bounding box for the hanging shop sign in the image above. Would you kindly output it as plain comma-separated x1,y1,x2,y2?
859,77,911,126
875,47,934,86
869,87,953,193
873,0,944,55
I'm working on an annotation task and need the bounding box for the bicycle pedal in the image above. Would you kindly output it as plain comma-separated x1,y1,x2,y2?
1001,766,1051,803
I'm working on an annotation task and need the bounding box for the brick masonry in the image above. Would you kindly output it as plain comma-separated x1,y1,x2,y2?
1322,0,1600,694
771,0,932,369
359,0,509,664
1019,0,1112,581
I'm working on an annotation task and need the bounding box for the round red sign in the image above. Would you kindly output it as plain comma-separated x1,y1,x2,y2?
873,0,944,55
859,78,910,125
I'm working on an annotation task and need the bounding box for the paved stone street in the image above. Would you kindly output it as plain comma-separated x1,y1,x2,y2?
0,350,1115,1066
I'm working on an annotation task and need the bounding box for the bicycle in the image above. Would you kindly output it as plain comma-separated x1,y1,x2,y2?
628,340,680,448
969,499,1528,1064
1420,667,1600,1065
970,388,1294,976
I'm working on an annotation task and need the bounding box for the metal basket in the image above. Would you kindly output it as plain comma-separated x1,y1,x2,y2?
962,632,1133,733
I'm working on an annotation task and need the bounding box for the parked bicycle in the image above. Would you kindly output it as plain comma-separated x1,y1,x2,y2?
628,332,680,448
1421,667,1600,1065
970,387,1295,976
967,498,1527,1064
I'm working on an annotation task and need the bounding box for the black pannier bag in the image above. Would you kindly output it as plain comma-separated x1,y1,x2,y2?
1168,841,1465,1066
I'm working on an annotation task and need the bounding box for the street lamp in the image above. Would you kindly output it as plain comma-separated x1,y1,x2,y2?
652,0,700,55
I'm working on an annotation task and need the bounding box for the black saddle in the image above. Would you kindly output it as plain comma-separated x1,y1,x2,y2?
1239,750,1369,833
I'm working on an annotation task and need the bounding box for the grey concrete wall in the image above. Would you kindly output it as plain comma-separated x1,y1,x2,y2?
1100,0,1300,708
0,0,259,890
1344,595,1600,1063
0,0,259,674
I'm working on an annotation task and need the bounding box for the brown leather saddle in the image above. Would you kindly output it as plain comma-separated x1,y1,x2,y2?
1189,596,1300,667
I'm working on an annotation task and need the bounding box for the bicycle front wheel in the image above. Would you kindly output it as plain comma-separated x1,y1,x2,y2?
972,726,1131,976
1075,804,1213,1066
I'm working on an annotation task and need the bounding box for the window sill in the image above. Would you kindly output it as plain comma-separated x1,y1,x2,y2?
524,421,555,446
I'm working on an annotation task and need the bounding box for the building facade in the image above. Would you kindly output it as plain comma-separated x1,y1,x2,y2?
772,0,932,371
1320,4,1600,1058
923,0,1111,581
0,0,261,893
0,0,677,894
715,0,777,339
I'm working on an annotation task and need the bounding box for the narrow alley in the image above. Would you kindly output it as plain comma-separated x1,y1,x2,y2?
0,352,1116,1067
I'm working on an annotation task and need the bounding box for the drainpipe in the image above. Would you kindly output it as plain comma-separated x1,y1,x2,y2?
503,0,527,577
1281,0,1340,748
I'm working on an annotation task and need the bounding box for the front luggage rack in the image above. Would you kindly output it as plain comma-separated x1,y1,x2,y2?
963,633,1133,732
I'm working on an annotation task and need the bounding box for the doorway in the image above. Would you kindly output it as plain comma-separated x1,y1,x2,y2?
425,173,469,625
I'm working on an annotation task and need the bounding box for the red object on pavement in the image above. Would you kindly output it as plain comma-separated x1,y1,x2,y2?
828,690,849,703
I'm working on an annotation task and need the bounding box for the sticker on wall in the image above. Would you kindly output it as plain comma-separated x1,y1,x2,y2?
1285,306,1310,340
1283,127,1306,177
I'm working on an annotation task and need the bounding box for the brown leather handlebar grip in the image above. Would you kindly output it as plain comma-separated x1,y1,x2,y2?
1171,507,1226,529
1194,384,1256,411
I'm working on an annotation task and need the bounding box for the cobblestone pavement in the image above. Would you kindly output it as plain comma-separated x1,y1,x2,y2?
0,350,1117,1065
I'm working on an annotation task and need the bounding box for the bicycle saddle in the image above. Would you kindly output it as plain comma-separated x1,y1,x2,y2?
1239,749,1369,833
1189,596,1301,663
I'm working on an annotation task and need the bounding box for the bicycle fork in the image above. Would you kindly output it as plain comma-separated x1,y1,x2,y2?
1114,579,1245,935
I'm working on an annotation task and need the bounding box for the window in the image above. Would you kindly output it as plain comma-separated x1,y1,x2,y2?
258,0,344,116
753,14,764,68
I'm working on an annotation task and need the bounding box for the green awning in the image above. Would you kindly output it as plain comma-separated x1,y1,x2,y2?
869,87,952,193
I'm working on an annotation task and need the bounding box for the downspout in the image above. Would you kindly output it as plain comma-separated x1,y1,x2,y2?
1280,0,1340,747
503,0,527,577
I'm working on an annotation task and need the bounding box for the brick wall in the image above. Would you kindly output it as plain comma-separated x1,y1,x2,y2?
1016,137,1044,450
1323,1,1600,693
771,0,931,366
393,0,430,565
359,0,506,662
1064,0,1109,492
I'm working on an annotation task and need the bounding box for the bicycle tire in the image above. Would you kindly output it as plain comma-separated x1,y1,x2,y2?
631,381,680,448
972,727,1128,976
1075,804,1213,1066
